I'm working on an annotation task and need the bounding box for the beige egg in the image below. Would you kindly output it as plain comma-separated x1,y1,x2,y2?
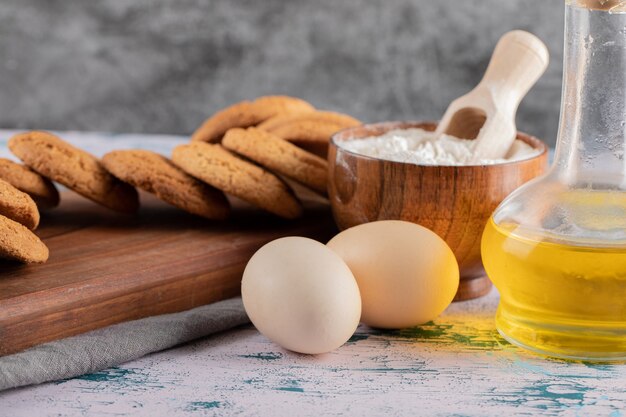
241,237,361,355
327,221,459,329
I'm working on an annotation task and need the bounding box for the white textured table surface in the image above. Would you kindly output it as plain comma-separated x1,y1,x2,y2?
0,131,625,417
3,289,626,417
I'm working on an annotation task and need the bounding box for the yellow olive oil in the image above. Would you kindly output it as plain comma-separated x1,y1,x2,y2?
482,218,626,360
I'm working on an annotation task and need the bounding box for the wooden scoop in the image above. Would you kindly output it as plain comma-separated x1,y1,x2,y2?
435,30,549,163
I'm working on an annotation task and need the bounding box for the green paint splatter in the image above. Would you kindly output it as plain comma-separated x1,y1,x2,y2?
449,329,507,349
385,321,507,350
354,317,509,352
582,361,619,371
185,401,222,411
238,352,283,361
396,322,454,339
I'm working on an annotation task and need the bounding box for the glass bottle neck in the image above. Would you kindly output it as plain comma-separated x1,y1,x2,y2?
553,3,626,189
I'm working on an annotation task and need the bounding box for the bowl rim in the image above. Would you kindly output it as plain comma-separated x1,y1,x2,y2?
330,120,549,168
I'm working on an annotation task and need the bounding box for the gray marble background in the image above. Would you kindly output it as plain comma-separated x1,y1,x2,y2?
0,1,565,145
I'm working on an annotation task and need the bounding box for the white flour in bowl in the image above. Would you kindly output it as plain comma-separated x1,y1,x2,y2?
340,128,540,166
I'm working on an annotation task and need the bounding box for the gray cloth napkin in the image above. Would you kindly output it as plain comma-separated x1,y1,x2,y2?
0,298,249,391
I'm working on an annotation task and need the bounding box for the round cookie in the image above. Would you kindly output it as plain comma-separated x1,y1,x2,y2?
267,120,346,158
9,131,139,214
172,142,302,219
102,150,230,220
191,96,315,143
0,178,40,230
0,214,49,263
222,128,328,195
0,158,60,210
257,111,361,131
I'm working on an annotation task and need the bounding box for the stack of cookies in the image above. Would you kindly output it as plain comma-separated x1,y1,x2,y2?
176,95,360,218
1,131,143,264
0,95,360,264
0,169,50,264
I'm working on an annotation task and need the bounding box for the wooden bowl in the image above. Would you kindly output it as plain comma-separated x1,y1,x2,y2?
328,121,548,301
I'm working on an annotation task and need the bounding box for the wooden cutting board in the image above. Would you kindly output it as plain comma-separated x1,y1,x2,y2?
0,191,337,356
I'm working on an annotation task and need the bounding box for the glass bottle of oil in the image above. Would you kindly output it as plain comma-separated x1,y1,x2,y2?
481,0,626,361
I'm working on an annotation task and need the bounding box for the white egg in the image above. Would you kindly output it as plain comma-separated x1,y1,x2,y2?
327,220,459,329
241,237,361,355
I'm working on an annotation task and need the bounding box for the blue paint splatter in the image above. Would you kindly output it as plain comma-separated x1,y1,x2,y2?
532,383,586,406
185,401,223,411
54,367,139,385
238,352,283,361
276,386,304,393
75,367,136,382
512,358,559,376
275,379,304,393
55,366,166,392
491,380,589,411
243,377,263,385
357,367,437,374
512,357,616,380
